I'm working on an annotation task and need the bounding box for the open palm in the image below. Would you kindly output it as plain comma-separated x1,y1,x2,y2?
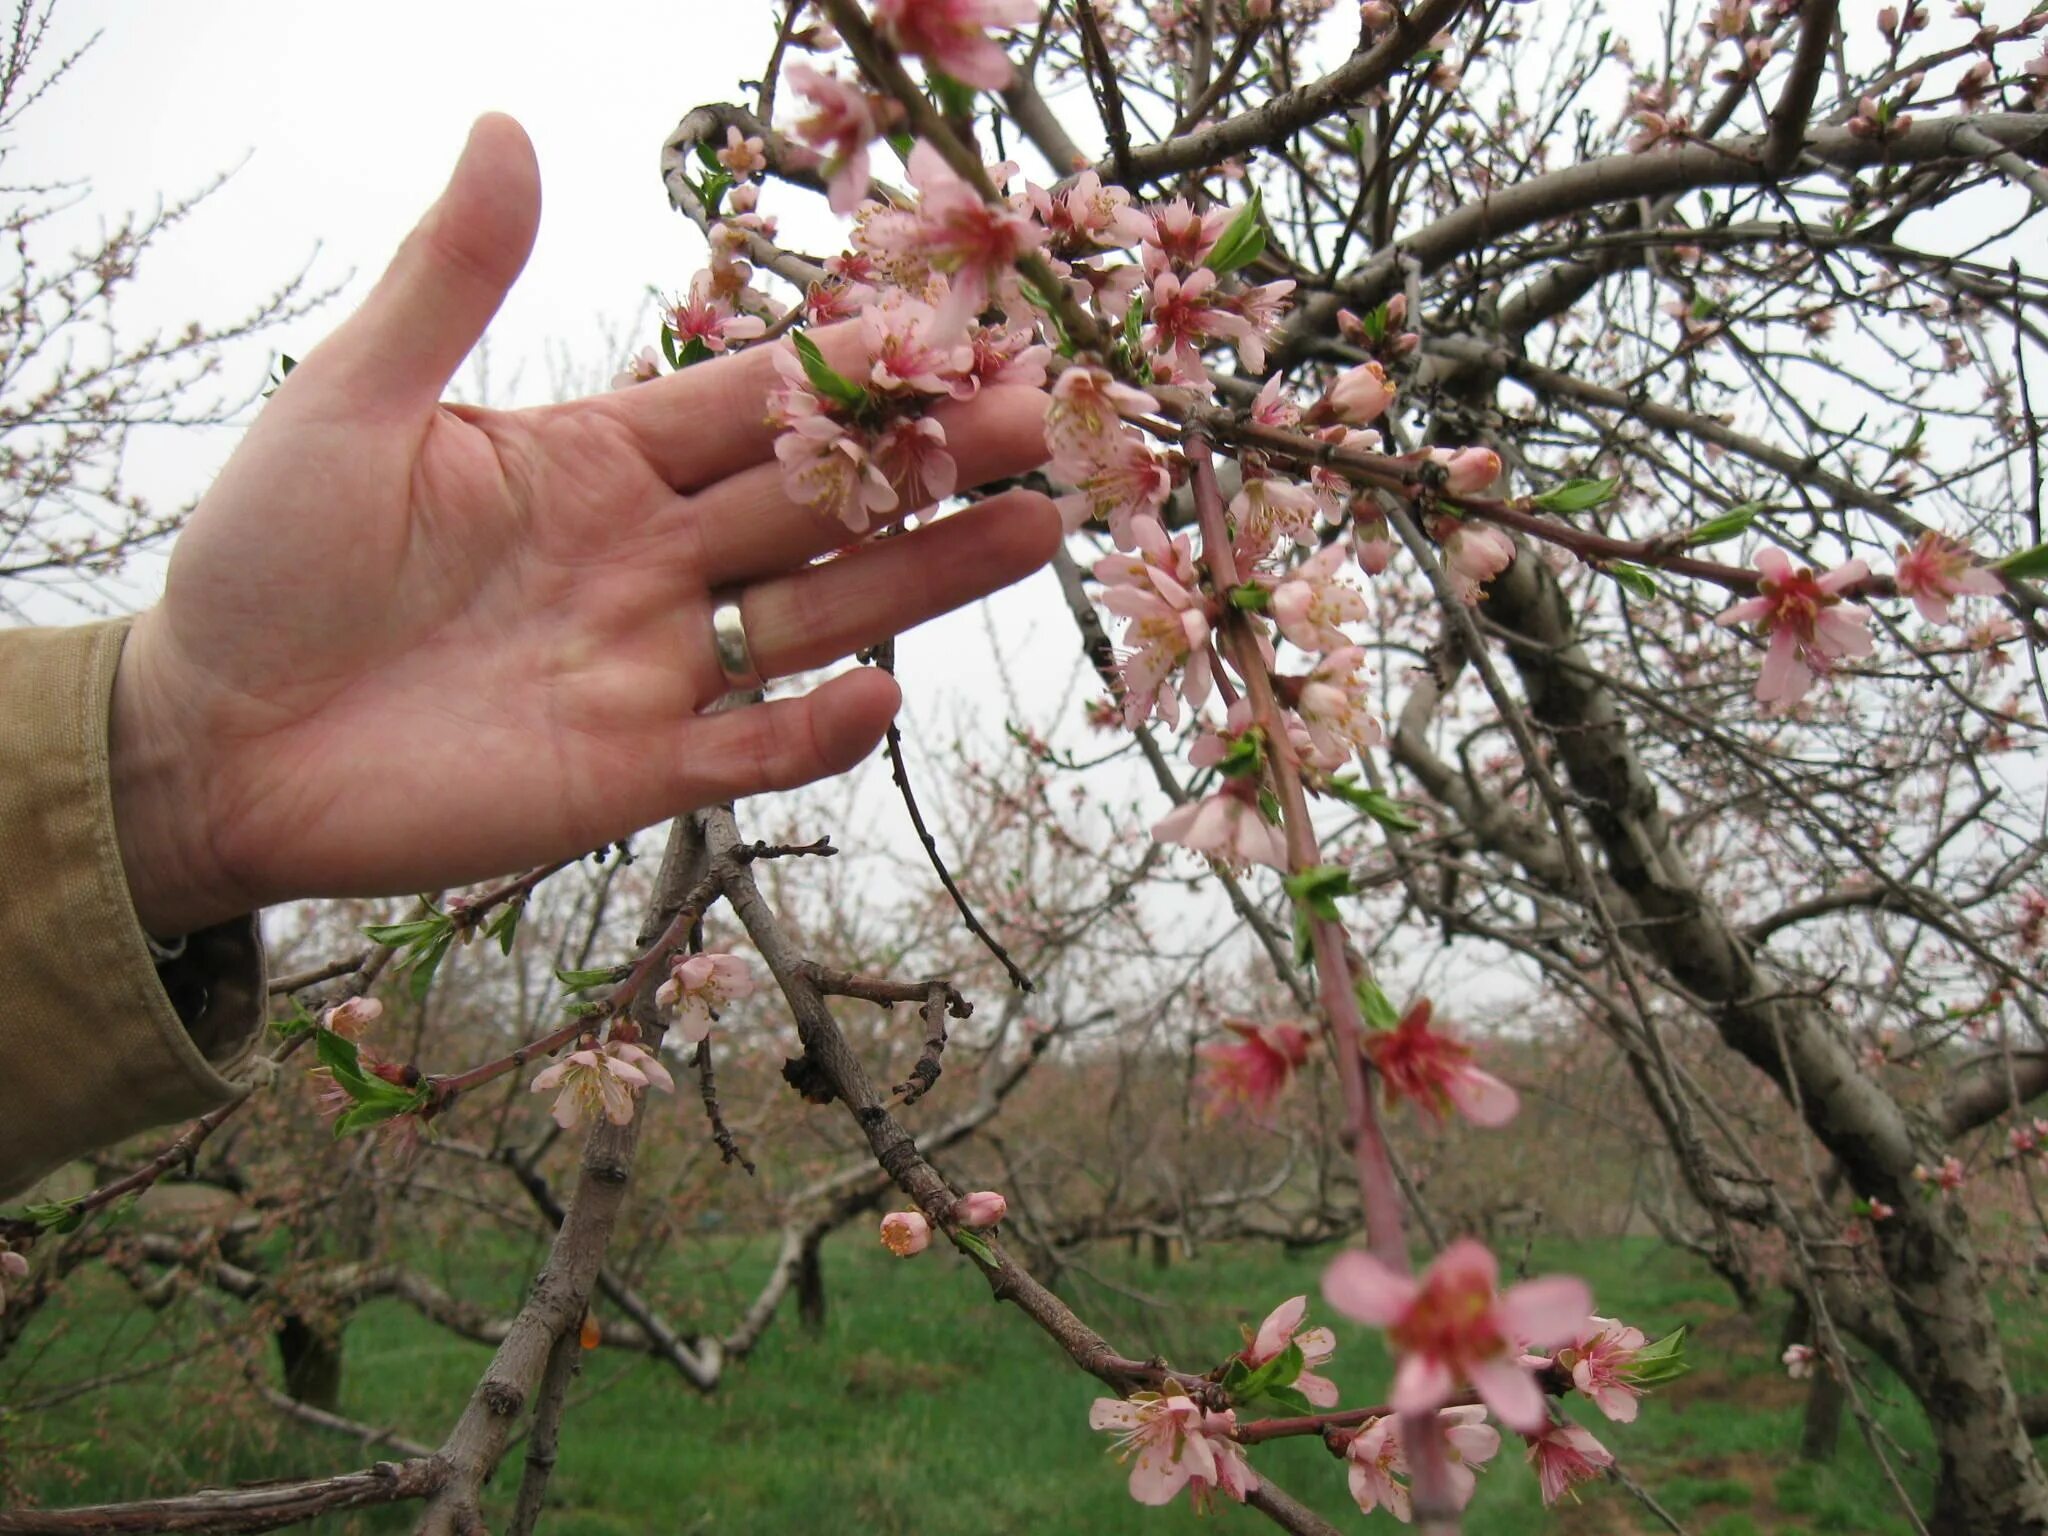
110,115,1057,935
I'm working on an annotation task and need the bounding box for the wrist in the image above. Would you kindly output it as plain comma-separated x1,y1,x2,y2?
109,614,250,936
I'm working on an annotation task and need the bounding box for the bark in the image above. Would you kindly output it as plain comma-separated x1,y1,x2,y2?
276,1314,344,1414
1455,546,2048,1533
795,1228,826,1334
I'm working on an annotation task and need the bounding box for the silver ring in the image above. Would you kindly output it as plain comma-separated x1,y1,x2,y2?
710,594,762,689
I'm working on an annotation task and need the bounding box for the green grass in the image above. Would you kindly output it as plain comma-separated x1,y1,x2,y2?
4,1232,2041,1532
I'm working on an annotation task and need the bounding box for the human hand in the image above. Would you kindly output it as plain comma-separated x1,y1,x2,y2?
109,115,1058,936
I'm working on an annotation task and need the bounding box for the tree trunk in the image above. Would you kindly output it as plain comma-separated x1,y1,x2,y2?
796,1231,826,1334
276,1313,344,1412
1800,1370,1845,1465
1452,549,2048,1533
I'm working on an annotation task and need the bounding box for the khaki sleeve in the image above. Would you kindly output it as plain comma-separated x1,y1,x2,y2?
0,621,265,1203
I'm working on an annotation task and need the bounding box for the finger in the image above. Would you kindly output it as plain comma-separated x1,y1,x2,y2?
724,489,1061,687
606,322,871,492
305,114,541,415
688,386,1052,588
671,668,903,806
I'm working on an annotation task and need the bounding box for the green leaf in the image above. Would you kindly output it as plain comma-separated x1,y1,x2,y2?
270,1007,315,1040
1228,583,1272,612
660,322,682,371
22,1199,84,1234
484,904,522,958
333,1099,410,1138
1355,976,1401,1032
1215,730,1267,781
1606,561,1661,601
363,915,450,949
1325,775,1421,832
1243,1383,1315,1416
953,1229,1000,1268
1993,543,2048,578
278,353,299,377
1628,1326,1691,1386
1530,476,1619,515
1291,907,1314,967
927,71,978,119
790,331,871,411
407,930,455,1003
555,964,630,992
314,1025,366,1082
694,141,724,174
885,130,916,163
1202,190,1266,276
1684,503,1762,547
677,335,712,368
1283,864,1351,922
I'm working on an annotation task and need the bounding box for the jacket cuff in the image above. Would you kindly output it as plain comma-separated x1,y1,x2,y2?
0,621,265,1202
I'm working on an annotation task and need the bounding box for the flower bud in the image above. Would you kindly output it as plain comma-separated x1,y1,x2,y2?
1,1250,26,1280
1324,362,1396,426
1431,445,1503,496
322,997,385,1039
954,1190,1009,1228
880,1210,932,1256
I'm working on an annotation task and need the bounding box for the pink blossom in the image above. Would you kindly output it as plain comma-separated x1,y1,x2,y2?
1865,1198,1897,1221
864,296,974,395
1185,1409,1259,1510
1526,1420,1613,1506
1321,1238,1590,1434
716,125,767,177
1783,1343,1817,1379
1295,646,1384,763
1251,372,1302,430
1046,366,1160,474
1364,999,1519,1127
1097,523,1213,726
1136,197,1235,276
530,1040,676,1131
961,320,1050,393
1429,445,1502,496
1267,542,1369,653
1146,266,1252,382
902,141,1044,334
1153,784,1290,870
1058,431,1174,547
1913,1154,1965,1193
1089,1394,1248,1506
1027,169,1151,249
655,952,759,1044
1324,362,1397,426
787,65,884,215
1196,1024,1310,1122
322,996,384,1040
610,345,662,390
0,1247,26,1311
873,0,1036,90
1432,517,1516,603
872,415,958,509
1355,512,1395,575
881,1209,933,1256
1229,277,1296,373
954,1190,1008,1227
1715,547,1874,706
1231,475,1320,564
669,273,770,356
1892,531,2001,624
1345,1407,1501,1520
1555,1317,1648,1423
1243,1294,1340,1407
774,414,900,534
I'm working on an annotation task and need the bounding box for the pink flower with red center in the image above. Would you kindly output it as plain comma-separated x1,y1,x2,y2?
1783,1343,1817,1379
871,415,957,509
1185,1409,1258,1510
1058,430,1174,547
1913,1154,1965,1193
1322,1238,1589,1434
1197,1021,1314,1121
787,64,885,215
530,1040,675,1131
1526,1420,1613,1506
655,951,759,1045
902,141,1044,335
1027,168,1151,250
1154,783,1290,870
961,320,1050,393
804,279,865,326
1243,1294,1341,1407
1228,277,1295,373
611,345,662,390
1266,541,1369,653
863,296,974,395
1089,1393,1248,1506
1431,516,1516,603
1137,197,1235,276
774,414,900,534
1554,1317,1648,1423
715,125,767,177
1095,520,1213,726
668,274,769,357
1145,266,1253,383
1892,531,2002,624
1323,361,1397,426
873,0,1036,90
1344,1406,1501,1520
1231,475,1320,565
1865,1197,1897,1221
881,1210,932,1256
1251,372,1303,430
1046,365,1160,473
1364,998,1520,1128
1715,547,1873,706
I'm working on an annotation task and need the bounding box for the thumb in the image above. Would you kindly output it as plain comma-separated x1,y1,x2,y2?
316,113,540,412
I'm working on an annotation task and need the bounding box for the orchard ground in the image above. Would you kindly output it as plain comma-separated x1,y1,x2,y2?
9,1231,2043,1533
